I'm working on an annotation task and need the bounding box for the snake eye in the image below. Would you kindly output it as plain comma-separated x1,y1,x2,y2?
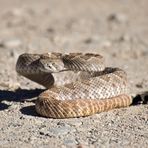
46,63,52,68
45,63,57,71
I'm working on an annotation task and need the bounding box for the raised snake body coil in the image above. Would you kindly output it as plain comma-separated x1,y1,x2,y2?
16,53,132,118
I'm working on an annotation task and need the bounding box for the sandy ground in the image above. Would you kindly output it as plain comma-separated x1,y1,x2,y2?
0,0,148,147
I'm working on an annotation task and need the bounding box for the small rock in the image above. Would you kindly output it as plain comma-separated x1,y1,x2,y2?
67,120,82,127
47,27,55,33
77,144,87,148
0,81,20,90
108,13,128,23
41,126,76,137
20,116,26,120
100,40,112,48
84,38,92,44
51,126,76,136
28,136,37,144
10,8,24,17
64,139,77,146
136,83,143,88
8,104,18,110
118,34,131,42
0,39,22,48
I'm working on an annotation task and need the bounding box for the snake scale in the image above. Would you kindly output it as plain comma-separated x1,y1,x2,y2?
16,52,132,118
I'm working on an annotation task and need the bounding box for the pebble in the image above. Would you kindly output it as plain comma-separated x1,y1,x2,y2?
0,81,20,90
136,83,143,88
40,125,76,137
67,120,83,127
118,34,131,42
108,13,128,23
7,104,19,111
84,38,92,44
100,40,112,48
11,8,26,17
63,139,77,146
0,39,22,48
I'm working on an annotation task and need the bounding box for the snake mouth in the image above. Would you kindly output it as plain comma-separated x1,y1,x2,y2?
39,68,68,73
37,57,69,73
103,67,119,73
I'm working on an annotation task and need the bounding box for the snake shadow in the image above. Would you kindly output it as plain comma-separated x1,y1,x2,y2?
20,105,39,117
0,88,44,111
132,91,148,105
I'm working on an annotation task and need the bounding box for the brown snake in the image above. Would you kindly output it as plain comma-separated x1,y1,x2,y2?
16,53,133,118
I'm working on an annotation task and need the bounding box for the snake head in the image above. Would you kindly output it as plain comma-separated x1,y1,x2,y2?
38,58,66,73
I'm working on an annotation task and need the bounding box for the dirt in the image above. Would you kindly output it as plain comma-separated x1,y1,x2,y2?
0,0,148,147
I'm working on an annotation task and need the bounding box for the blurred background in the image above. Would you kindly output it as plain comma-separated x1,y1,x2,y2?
0,0,148,54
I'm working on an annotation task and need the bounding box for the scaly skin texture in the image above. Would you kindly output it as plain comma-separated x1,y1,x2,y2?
16,53,132,118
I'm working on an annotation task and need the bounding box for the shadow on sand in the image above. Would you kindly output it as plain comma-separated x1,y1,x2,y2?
20,105,40,117
132,91,148,105
0,88,44,112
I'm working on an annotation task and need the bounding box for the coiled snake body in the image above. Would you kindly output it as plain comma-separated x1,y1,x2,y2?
16,53,132,118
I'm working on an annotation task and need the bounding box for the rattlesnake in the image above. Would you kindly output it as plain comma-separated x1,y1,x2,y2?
16,52,133,118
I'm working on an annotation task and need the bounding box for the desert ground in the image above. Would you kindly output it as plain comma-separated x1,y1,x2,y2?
0,0,148,147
